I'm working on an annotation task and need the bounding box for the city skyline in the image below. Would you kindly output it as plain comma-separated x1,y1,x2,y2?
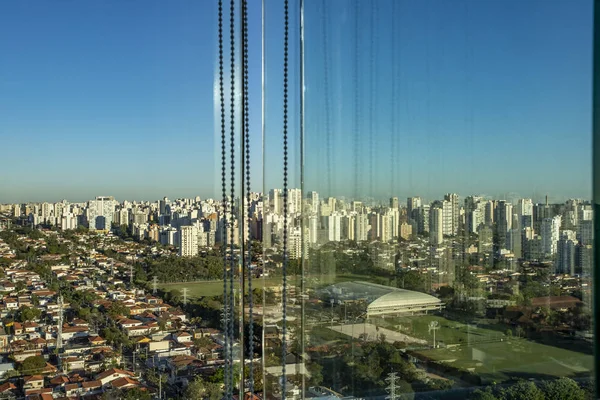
0,0,593,203
0,189,590,207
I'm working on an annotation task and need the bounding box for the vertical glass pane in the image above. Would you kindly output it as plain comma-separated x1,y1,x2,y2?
296,0,595,399
263,0,304,398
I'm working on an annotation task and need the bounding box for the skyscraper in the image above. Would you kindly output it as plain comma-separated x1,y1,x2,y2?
556,230,577,275
87,196,116,231
444,193,459,235
429,206,443,246
541,216,561,256
179,225,199,257
407,197,421,222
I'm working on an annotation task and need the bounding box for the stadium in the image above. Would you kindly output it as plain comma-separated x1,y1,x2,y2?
321,281,444,318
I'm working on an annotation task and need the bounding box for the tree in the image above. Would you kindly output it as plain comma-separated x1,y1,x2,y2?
470,387,498,400
185,377,222,400
15,281,26,292
539,377,586,400
106,301,130,318
121,388,151,400
18,355,46,374
499,380,544,400
18,306,42,322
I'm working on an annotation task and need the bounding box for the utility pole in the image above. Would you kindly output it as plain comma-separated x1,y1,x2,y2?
152,276,158,294
385,372,400,400
159,374,162,400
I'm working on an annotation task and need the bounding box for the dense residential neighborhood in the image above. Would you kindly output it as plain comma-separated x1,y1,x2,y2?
0,219,229,400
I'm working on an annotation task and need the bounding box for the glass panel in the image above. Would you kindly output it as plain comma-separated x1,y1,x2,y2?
295,0,593,398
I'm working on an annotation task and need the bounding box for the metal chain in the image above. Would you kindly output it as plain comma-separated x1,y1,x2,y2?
218,0,230,397
281,0,290,396
228,0,236,395
242,0,254,393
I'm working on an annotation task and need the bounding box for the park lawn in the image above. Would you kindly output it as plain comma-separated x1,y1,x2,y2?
415,338,593,383
159,276,289,298
375,315,505,346
160,273,389,298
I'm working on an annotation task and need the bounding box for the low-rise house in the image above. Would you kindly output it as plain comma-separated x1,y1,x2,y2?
96,368,135,387
22,375,44,390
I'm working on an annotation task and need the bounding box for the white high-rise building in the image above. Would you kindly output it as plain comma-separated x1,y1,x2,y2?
308,215,319,244
308,191,319,215
342,214,356,241
380,213,393,242
541,216,562,256
179,225,199,257
328,213,341,242
444,193,459,235
269,189,282,215
288,188,302,215
355,213,369,242
442,200,453,236
87,196,116,231
430,207,443,245
60,213,78,230
289,227,303,259
517,199,533,217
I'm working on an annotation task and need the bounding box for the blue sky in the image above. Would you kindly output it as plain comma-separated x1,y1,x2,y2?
0,0,593,204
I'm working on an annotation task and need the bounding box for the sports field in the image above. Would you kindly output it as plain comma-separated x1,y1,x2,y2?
414,337,593,383
372,315,505,346
159,273,388,298
159,277,288,298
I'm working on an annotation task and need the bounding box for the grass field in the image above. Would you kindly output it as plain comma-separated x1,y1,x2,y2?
372,315,505,346
159,273,388,299
159,277,289,298
414,338,593,383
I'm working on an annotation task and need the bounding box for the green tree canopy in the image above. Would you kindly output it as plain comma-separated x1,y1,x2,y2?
18,355,46,374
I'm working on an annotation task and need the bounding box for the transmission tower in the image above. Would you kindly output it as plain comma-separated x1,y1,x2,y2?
385,372,401,400
182,288,188,306
152,276,158,294
129,264,134,284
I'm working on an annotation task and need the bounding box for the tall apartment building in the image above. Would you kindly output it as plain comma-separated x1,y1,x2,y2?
555,230,577,275
444,193,459,235
407,197,421,222
541,216,561,256
416,205,430,234
429,207,443,246
179,225,199,257
355,213,369,242
328,213,341,242
87,196,116,231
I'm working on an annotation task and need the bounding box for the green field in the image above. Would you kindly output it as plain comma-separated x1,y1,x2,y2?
159,277,289,298
159,273,388,299
372,315,505,346
414,338,593,383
